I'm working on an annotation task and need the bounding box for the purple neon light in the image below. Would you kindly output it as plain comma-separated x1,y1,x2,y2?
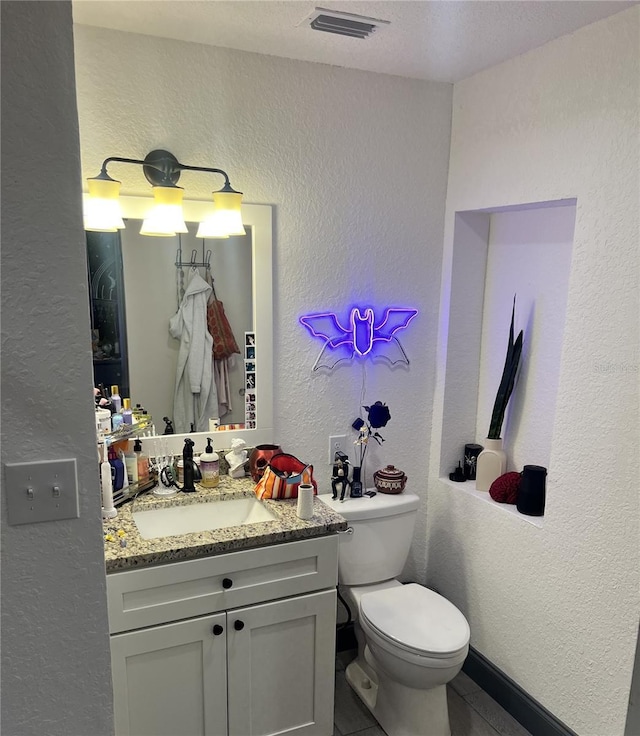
299,306,418,360
352,308,375,355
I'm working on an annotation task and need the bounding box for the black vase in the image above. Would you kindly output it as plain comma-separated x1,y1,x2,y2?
517,465,547,516
464,444,484,481
350,466,363,498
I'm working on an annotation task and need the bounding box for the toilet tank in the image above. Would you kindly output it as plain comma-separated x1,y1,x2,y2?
319,492,420,585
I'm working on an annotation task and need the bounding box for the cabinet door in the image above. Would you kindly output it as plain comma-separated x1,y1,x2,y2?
111,613,228,736
227,589,336,736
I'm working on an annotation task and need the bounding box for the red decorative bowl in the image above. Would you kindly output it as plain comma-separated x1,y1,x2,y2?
373,465,407,494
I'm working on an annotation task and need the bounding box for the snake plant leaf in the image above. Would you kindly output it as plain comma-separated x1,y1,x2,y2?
488,297,523,440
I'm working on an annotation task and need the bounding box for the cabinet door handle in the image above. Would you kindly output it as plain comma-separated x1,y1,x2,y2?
222,577,233,589
212,624,224,636
234,620,245,631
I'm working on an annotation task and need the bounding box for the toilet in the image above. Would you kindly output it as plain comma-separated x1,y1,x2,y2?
320,491,470,736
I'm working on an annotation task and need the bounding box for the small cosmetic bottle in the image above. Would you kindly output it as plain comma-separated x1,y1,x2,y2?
122,398,134,425
110,385,122,413
111,411,124,431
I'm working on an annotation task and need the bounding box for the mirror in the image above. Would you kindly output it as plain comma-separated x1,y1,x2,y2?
86,196,273,452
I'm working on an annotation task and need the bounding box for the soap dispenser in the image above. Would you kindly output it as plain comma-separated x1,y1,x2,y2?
200,438,220,488
134,439,149,484
182,438,197,493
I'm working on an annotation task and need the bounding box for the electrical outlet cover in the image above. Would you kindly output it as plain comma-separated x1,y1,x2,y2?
328,435,348,464
4,458,79,525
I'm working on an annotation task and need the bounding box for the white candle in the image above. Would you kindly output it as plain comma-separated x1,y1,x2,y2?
296,484,314,520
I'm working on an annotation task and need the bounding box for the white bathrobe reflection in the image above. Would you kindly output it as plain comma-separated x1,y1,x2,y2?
169,269,219,432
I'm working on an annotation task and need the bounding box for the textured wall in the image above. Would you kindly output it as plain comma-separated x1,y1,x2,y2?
72,25,453,580
1,3,113,734
428,8,640,735
475,206,575,471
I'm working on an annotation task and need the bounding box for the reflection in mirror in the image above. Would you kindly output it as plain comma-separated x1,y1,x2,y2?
122,224,252,429
87,231,130,397
85,197,273,451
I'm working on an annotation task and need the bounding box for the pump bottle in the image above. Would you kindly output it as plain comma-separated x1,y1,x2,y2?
134,439,149,484
200,438,220,488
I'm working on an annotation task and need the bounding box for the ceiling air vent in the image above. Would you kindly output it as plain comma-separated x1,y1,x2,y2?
304,7,390,39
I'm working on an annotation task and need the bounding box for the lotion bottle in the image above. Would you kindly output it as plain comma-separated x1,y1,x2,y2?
200,438,220,488
122,398,133,425
108,447,125,492
124,442,138,485
110,385,122,413
134,439,149,484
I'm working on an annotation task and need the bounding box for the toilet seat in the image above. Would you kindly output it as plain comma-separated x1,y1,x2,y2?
360,583,470,661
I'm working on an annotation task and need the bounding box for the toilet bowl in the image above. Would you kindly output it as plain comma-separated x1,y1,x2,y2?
344,582,469,736
320,492,470,736
358,582,469,687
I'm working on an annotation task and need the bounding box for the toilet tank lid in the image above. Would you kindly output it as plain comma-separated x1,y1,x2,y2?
318,492,419,520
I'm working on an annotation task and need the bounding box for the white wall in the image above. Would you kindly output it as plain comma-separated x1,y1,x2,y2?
428,8,640,735
476,205,575,471
72,25,453,580
1,3,113,734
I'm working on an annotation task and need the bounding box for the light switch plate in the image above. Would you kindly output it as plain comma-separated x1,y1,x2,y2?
4,458,79,525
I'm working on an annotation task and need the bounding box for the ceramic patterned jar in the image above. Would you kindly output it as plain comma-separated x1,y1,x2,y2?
373,465,407,494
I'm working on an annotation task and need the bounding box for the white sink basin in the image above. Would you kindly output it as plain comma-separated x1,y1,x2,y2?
132,497,277,540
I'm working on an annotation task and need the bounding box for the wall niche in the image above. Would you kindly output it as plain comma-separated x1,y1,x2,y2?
439,199,576,508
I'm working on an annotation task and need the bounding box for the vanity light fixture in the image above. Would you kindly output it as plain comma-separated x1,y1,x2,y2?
83,149,246,238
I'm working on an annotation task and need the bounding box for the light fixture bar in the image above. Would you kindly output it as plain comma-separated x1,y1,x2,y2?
84,150,244,237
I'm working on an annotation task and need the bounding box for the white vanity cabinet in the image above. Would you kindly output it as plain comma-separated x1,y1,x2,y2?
107,536,338,736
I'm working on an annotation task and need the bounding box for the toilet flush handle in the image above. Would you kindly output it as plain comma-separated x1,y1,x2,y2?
336,527,354,535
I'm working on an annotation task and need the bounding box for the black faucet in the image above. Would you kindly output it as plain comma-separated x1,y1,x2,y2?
182,438,196,493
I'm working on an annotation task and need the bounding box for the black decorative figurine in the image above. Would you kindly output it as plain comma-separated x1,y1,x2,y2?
331,451,351,501
464,444,484,481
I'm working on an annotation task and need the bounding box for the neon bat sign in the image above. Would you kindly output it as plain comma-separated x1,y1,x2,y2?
299,306,418,371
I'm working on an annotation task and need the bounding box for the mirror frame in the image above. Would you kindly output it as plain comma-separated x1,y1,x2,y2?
98,195,274,454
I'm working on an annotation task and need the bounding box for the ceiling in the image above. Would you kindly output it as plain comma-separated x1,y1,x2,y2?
72,0,636,83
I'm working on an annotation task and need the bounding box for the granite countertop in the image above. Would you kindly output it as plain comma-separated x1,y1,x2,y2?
103,475,347,572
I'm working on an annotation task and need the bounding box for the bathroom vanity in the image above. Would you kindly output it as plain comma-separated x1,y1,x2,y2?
105,479,346,736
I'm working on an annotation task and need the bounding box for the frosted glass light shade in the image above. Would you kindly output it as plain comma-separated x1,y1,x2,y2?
140,186,188,237
196,190,245,238
84,178,125,231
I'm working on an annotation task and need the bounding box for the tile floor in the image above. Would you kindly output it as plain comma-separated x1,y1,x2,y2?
334,651,532,736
